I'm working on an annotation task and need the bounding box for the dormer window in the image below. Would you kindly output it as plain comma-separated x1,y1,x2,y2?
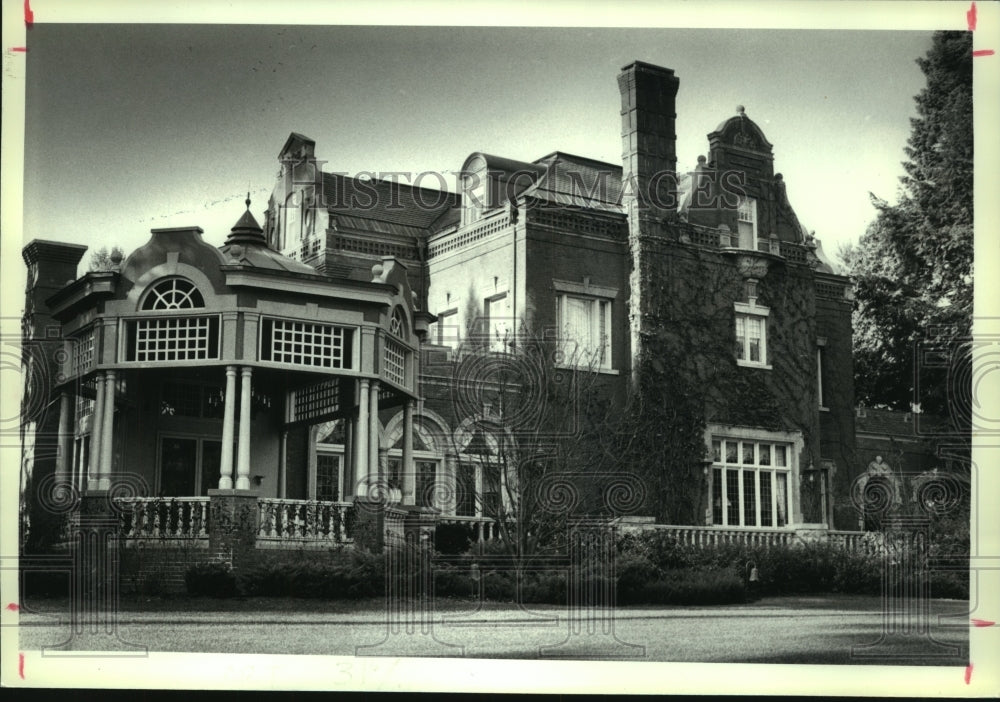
737,197,757,250
390,306,407,338
141,278,205,310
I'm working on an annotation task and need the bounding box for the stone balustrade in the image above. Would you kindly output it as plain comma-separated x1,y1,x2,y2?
115,496,210,540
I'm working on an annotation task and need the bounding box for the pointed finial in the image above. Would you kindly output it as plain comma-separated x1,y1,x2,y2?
245,191,251,210
736,105,745,115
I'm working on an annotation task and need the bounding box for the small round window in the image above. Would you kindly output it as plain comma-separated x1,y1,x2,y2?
141,277,205,310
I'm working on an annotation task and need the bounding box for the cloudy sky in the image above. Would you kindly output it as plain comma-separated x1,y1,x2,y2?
12,7,962,276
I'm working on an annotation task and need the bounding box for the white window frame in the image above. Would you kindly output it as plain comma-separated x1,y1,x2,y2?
734,300,770,369
260,317,354,371
555,293,613,372
737,196,758,250
312,448,344,502
707,429,800,529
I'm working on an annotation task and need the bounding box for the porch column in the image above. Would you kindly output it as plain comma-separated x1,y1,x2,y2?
402,400,415,505
357,379,370,493
55,392,72,480
218,365,237,489
88,373,106,491
369,380,380,480
98,369,116,490
343,416,354,498
236,366,252,490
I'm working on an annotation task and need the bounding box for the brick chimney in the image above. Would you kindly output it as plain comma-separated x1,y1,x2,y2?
618,61,680,379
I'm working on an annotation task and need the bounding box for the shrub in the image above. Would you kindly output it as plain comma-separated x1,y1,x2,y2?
625,567,746,606
435,524,473,555
185,561,237,597
237,549,386,599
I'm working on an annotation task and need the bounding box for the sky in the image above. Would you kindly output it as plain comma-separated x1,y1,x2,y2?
19,23,938,274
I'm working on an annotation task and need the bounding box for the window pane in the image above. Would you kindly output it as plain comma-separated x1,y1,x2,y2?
748,317,762,362
316,454,340,501
160,437,197,497
743,469,757,527
199,440,222,497
416,461,437,509
774,445,786,467
725,441,738,464
726,469,740,525
712,467,723,525
776,472,788,527
741,442,755,465
760,472,773,527
759,443,771,466
712,440,721,464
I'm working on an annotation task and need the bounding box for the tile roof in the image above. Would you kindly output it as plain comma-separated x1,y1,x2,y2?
322,173,459,232
524,152,623,213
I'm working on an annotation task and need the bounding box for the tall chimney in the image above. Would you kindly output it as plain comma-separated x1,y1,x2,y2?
618,61,679,380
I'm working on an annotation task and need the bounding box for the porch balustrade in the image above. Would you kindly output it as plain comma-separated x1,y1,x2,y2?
256,498,354,544
115,497,210,539
643,525,796,548
438,515,498,542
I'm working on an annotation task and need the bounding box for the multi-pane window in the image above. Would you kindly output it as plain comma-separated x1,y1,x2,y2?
316,453,341,502
737,197,757,250
556,294,612,369
141,278,205,310
127,316,220,362
383,338,407,387
261,318,353,370
71,327,95,376
416,460,438,509
711,438,790,527
735,312,766,365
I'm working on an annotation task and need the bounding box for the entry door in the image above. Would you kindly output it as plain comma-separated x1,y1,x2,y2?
159,436,222,496
160,437,197,496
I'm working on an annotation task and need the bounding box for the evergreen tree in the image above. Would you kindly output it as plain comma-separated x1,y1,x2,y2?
840,31,972,419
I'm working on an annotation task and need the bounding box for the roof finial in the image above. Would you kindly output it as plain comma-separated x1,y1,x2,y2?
245,191,251,210
736,105,745,115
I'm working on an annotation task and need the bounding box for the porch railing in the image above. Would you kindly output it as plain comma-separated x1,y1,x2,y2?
257,498,354,544
438,515,498,542
115,497,210,539
641,525,797,548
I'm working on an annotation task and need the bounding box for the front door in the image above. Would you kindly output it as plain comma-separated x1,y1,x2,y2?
159,435,222,496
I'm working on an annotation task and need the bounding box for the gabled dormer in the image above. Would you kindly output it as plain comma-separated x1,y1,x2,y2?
683,107,808,248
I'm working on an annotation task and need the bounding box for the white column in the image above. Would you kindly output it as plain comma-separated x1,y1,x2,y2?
357,379,370,493
55,392,72,481
402,400,415,505
218,365,237,489
98,369,116,490
369,380,380,481
88,373,106,491
236,366,252,490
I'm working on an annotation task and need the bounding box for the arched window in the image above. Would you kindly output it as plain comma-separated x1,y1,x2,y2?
389,306,407,338
141,278,205,310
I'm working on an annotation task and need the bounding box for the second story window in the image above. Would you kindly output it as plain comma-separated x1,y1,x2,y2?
556,294,612,370
734,299,769,368
261,318,353,370
737,197,757,250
